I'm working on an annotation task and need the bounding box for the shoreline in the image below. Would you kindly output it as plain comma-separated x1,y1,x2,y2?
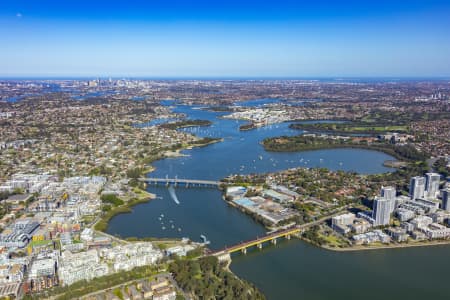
320,239,450,252
101,136,223,232
105,118,439,255
262,141,414,162
94,187,156,232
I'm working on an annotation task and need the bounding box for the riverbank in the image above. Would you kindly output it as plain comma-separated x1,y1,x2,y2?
187,137,223,148
262,135,428,162
159,119,212,130
103,136,223,233
321,239,450,252
94,187,156,232
383,160,408,168
289,122,408,135
138,137,223,178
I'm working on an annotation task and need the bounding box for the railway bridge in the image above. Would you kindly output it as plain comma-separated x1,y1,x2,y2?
211,226,301,259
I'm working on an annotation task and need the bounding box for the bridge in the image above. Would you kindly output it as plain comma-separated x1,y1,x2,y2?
139,177,221,188
212,226,302,257
210,211,347,260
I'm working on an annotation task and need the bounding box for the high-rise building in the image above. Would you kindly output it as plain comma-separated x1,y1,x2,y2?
381,186,396,200
381,186,396,212
372,197,391,226
425,173,441,199
409,176,425,200
442,189,450,212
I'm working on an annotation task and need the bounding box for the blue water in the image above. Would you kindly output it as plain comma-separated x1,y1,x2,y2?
151,104,394,179
107,102,394,247
105,101,450,300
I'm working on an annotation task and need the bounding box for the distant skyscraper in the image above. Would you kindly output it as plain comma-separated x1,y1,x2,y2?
442,189,450,212
409,176,425,200
372,197,391,226
425,173,441,199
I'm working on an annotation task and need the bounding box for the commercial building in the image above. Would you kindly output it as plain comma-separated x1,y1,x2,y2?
372,197,391,226
225,186,247,200
425,173,441,199
409,176,425,200
350,219,371,234
421,223,450,239
388,227,409,242
331,213,355,234
381,186,396,201
352,230,391,245
410,215,433,230
396,208,416,222
262,189,293,203
442,189,450,212
29,258,56,279
380,186,396,213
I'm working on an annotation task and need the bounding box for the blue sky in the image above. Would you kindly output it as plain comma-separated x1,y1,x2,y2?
1,0,449,77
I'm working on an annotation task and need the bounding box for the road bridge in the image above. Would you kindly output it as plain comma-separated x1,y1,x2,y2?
139,177,221,188
211,211,346,259
212,227,301,256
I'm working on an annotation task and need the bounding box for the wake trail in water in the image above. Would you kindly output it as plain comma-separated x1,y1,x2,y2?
168,185,180,204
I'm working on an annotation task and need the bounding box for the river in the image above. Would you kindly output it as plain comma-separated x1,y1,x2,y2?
106,100,448,300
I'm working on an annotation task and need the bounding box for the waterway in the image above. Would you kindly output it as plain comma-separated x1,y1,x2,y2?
107,101,394,245
104,100,449,300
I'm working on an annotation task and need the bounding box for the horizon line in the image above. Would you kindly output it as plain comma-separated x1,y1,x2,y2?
1,75,450,81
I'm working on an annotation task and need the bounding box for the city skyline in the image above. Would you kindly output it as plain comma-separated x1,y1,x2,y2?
1,0,450,77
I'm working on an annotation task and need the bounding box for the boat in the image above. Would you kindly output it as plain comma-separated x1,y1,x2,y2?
200,234,211,245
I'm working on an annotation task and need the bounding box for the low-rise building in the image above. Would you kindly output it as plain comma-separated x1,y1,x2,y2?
352,230,391,245
421,223,450,239
29,258,56,279
410,215,433,230
387,227,409,242
396,208,415,222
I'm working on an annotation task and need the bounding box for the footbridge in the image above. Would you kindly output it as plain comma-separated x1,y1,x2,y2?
139,177,221,188
212,226,301,257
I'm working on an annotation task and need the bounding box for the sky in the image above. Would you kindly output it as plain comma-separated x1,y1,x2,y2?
1,0,450,78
